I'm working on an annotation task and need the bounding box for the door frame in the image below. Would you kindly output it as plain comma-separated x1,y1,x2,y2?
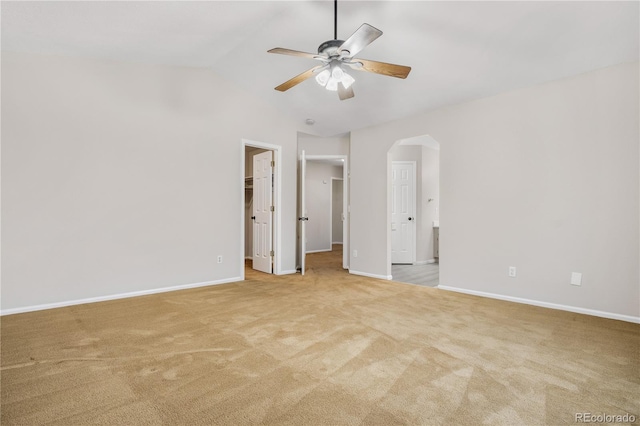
241,139,282,279
303,155,349,270
329,176,344,249
390,160,417,265
300,150,307,275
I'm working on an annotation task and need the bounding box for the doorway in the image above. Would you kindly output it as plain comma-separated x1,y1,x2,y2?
241,140,282,279
388,135,440,287
298,154,349,275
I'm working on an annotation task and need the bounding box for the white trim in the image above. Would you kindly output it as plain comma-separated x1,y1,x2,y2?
242,139,282,278
306,248,332,254
1,277,242,316
342,160,348,269
278,269,298,275
331,242,344,245
349,269,393,281
305,155,346,161
438,286,640,324
329,177,333,250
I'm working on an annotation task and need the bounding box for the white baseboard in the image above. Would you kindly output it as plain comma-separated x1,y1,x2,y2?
306,249,332,254
349,270,393,281
438,285,640,324
278,269,298,275
331,242,343,245
1,277,243,316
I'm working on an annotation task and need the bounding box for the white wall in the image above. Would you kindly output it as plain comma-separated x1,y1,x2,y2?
298,133,349,156
1,52,301,312
351,62,640,320
421,147,440,260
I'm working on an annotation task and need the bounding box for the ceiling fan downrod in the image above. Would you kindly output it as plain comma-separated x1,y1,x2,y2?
334,0,338,40
318,0,343,55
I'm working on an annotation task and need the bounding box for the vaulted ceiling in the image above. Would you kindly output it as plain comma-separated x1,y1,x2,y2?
2,1,638,136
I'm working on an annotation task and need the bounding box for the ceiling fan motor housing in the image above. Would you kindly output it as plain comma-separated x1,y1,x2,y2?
318,39,345,57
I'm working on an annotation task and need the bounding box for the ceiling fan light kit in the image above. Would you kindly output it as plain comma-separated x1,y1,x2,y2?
315,62,355,91
268,0,411,100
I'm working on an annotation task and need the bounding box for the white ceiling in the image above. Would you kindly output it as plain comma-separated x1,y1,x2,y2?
2,1,638,136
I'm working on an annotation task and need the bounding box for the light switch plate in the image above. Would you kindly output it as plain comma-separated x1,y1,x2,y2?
571,272,582,286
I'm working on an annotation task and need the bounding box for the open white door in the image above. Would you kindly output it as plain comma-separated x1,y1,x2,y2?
299,150,308,275
253,150,273,273
391,161,416,264
342,164,348,270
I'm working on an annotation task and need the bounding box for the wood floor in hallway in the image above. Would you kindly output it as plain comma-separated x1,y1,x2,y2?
391,262,439,288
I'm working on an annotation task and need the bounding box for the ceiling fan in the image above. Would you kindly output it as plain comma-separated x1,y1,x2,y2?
268,0,411,100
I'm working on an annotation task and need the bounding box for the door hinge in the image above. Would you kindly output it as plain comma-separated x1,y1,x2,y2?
270,250,274,257
270,206,275,212
271,160,275,167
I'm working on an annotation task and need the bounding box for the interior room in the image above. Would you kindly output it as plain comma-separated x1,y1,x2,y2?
2,1,638,424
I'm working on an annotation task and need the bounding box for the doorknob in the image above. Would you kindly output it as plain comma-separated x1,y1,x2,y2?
251,216,256,220
408,217,414,221
298,217,309,221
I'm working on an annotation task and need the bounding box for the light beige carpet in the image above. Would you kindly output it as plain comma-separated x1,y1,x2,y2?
1,249,638,425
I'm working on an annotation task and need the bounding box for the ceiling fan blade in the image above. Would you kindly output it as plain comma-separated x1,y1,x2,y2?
268,48,319,60
338,83,354,101
338,23,383,58
349,58,411,79
274,65,323,92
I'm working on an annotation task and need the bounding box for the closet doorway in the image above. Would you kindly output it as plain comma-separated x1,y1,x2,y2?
242,140,282,278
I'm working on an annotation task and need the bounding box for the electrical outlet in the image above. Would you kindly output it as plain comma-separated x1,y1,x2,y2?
217,255,223,264
571,272,582,286
353,249,358,258
508,266,517,277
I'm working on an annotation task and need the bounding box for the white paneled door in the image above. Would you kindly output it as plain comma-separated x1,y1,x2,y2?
299,151,307,275
253,150,273,274
391,161,416,264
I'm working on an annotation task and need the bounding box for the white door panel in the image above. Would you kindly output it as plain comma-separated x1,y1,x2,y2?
299,151,307,275
391,162,415,264
253,151,273,273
